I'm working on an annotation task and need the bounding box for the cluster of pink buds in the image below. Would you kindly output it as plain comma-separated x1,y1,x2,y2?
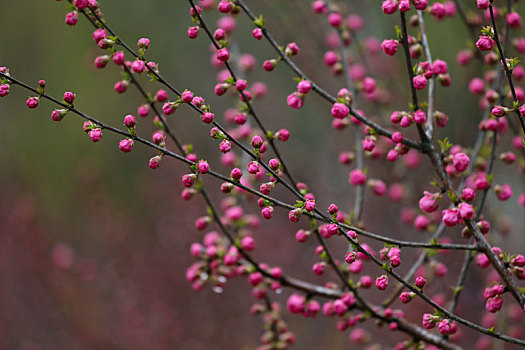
380,246,401,268
422,313,457,335
484,284,504,313
286,80,311,110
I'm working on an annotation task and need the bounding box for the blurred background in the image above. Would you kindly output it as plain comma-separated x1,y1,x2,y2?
0,0,524,349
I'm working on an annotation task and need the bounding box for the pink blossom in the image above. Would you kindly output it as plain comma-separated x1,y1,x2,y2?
131,60,145,73
381,39,398,56
197,160,209,174
495,184,513,201
375,275,388,290
400,292,413,304
349,169,367,185
187,26,200,39
413,0,428,10
240,236,255,251
507,12,522,28
0,84,9,97
331,102,350,119
218,0,232,13
382,0,398,14
287,208,302,224
415,276,426,288
287,92,304,109
469,78,485,94
26,97,39,109
414,215,429,230
328,13,342,27
485,296,503,313
252,28,263,40
287,294,305,314
461,188,476,201
477,0,490,10
452,152,470,173
65,11,79,26
149,156,161,169
458,202,474,219
441,208,460,227
413,75,428,90
419,191,440,213
88,129,102,142
119,139,134,152
476,36,494,51
422,314,436,329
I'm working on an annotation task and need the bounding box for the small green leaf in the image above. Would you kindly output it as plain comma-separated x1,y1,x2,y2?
253,15,265,28
487,173,494,184
451,286,464,295
395,25,402,41
433,308,444,317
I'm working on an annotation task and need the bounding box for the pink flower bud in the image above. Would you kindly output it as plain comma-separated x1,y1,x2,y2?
422,314,436,329
88,128,102,142
247,161,260,174
477,0,490,10
328,12,342,27
375,275,388,290
441,208,459,227
113,81,128,94
297,80,312,94
288,208,302,223
494,184,513,201
476,36,494,51
201,112,214,124
382,0,398,14
304,200,316,212
240,236,255,251
74,0,89,9
461,188,476,201
285,42,300,56
419,191,440,213
414,215,429,230
349,169,366,185
65,11,79,26
277,128,290,141
26,97,39,109
119,138,134,152
413,75,427,90
149,156,161,169
197,160,210,174
400,292,413,304
216,48,230,62
331,102,350,119
131,60,145,73
187,26,200,39
287,294,305,314
51,109,67,122
485,296,503,313
381,39,398,56
507,12,522,28
218,0,232,13
452,152,470,173
458,202,474,219
415,276,426,288
124,114,136,127
287,92,304,109
252,28,263,40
